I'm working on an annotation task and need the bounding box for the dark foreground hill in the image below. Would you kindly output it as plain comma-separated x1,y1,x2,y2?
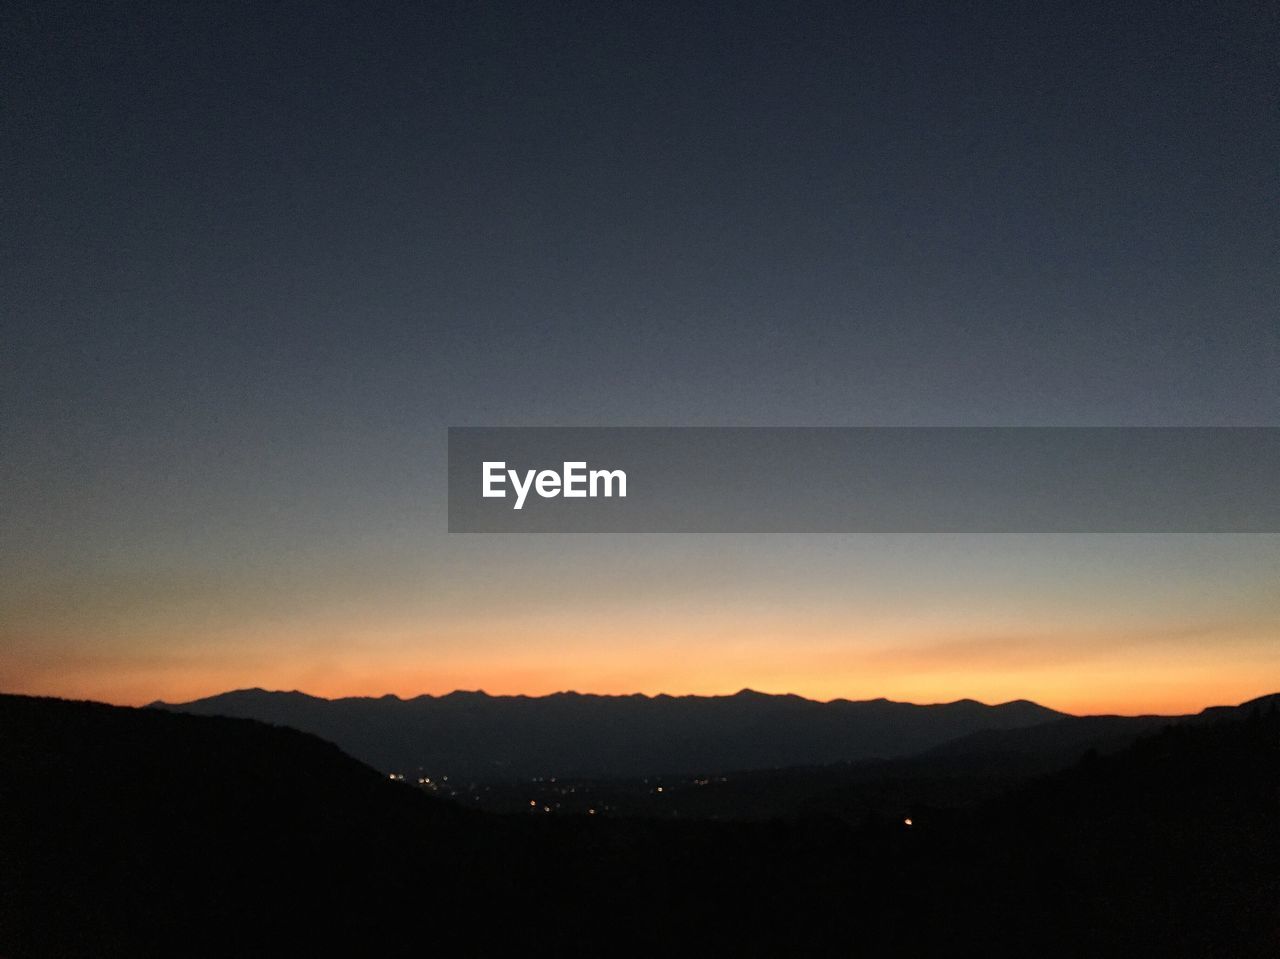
0,695,492,956
1,693,1276,957
153,687,1063,778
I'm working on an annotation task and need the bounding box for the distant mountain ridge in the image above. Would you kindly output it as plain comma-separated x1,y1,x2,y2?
924,692,1280,765
152,687,1065,778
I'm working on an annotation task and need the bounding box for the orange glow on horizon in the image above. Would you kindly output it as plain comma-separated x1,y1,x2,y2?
4,633,1276,717
4,587,1277,717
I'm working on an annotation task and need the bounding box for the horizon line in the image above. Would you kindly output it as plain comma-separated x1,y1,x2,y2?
139,684,1181,717
12,683,1280,718
155,685,1051,708
134,684,1280,718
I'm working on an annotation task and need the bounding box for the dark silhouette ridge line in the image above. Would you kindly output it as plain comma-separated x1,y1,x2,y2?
150,687,1279,782
150,686,1070,780
148,685,1074,712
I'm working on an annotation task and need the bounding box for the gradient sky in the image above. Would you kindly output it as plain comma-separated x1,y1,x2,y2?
3,0,1278,713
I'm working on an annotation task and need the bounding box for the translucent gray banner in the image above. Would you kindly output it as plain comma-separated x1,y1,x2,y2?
447,427,1280,533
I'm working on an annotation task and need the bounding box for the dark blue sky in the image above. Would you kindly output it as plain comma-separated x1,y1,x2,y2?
3,0,1277,707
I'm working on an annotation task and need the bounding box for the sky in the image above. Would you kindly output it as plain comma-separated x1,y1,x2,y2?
3,0,1278,713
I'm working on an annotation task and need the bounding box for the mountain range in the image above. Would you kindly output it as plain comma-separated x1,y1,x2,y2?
152,687,1066,778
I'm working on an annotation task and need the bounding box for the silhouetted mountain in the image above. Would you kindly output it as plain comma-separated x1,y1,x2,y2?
152,688,1064,778
0,694,485,956
931,693,1280,957
1195,691,1280,720
925,691,1280,767
2,692,1276,957
922,712,1174,767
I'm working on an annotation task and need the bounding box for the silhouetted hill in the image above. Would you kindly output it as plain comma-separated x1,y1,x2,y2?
930,693,1280,956
2,692,1276,957
0,694,489,956
922,712,1173,767
1197,691,1280,720
152,688,1064,778
925,691,1280,768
